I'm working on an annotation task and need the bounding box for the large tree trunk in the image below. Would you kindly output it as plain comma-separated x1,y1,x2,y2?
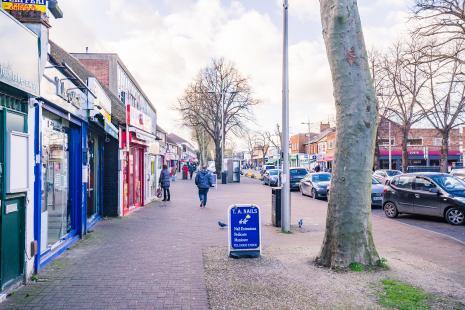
401,127,409,173
440,131,449,173
318,0,380,268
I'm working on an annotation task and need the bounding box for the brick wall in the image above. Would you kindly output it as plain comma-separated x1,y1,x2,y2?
378,118,460,148
77,59,111,88
290,133,306,154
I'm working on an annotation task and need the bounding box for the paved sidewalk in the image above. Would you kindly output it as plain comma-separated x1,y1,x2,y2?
3,176,465,309
3,178,231,310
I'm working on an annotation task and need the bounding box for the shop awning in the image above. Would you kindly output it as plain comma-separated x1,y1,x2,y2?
104,119,118,139
129,127,156,142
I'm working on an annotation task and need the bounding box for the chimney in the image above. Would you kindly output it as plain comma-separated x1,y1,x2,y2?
320,122,330,133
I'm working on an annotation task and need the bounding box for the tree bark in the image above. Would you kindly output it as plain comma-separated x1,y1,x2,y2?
401,127,409,173
215,142,222,177
440,131,449,173
318,0,380,268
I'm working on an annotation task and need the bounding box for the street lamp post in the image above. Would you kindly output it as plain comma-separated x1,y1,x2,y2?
281,0,291,233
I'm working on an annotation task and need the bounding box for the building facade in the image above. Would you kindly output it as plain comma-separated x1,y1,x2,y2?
72,53,159,216
0,8,40,293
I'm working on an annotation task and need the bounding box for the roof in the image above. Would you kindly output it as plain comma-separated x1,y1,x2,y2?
156,125,167,134
167,133,192,146
71,52,156,114
308,128,336,144
49,41,126,126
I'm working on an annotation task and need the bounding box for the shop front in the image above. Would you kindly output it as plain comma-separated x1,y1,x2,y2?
0,9,39,292
145,142,161,204
34,57,88,271
85,77,119,228
378,148,462,170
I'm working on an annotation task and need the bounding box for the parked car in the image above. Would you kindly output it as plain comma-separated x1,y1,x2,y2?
373,169,402,184
299,172,331,199
327,177,384,206
450,168,465,181
289,168,308,191
260,164,276,175
262,169,281,186
383,173,465,225
371,177,384,207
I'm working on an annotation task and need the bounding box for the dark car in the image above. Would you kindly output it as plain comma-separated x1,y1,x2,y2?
289,168,308,191
299,172,331,199
262,169,281,186
383,173,465,225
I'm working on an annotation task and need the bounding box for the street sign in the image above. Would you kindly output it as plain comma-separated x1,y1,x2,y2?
228,204,261,258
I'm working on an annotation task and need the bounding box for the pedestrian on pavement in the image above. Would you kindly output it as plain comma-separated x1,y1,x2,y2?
195,165,213,208
314,164,321,173
182,163,189,180
159,164,171,201
171,166,177,182
188,162,195,180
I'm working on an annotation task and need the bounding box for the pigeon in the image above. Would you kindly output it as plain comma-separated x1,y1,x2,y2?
298,219,303,228
218,221,228,228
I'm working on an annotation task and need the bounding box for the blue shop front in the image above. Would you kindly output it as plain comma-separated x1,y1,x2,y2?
34,52,88,271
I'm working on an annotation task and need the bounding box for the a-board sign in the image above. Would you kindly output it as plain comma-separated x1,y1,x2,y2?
228,204,261,258
211,173,217,189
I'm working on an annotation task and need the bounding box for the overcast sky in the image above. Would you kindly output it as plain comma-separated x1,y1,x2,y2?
50,0,412,141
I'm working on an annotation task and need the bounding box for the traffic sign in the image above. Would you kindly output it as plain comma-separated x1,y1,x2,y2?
228,204,261,258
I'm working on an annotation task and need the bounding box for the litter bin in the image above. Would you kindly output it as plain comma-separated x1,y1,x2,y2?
271,187,282,227
222,171,227,184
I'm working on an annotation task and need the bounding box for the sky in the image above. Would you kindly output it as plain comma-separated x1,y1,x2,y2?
49,0,412,143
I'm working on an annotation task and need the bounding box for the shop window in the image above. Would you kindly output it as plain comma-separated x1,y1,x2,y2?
407,138,423,146
379,138,395,146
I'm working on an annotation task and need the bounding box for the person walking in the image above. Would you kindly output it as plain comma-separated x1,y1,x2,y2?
159,164,171,201
182,163,189,180
188,162,195,180
195,165,213,208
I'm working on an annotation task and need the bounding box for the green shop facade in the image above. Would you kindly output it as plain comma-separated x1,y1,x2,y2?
0,9,40,292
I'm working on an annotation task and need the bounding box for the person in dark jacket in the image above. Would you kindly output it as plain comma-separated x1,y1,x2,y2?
188,163,196,180
159,164,171,201
195,165,213,207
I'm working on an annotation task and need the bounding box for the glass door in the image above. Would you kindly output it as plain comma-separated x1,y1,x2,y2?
87,135,98,220
41,111,70,254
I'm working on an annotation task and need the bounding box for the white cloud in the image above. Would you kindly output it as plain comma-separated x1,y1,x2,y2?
49,0,411,145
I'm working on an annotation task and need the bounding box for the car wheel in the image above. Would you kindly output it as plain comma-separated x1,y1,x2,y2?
445,207,465,225
383,202,398,218
312,189,318,200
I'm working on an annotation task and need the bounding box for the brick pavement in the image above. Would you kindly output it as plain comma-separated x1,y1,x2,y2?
3,176,465,309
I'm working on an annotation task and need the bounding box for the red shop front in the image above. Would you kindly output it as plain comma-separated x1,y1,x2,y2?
121,130,147,216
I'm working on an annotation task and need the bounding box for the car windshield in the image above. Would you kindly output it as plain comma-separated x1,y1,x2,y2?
312,174,331,182
269,170,279,176
386,170,401,177
290,169,307,176
430,175,465,192
372,177,380,184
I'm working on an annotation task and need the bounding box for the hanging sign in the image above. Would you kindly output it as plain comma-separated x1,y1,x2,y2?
2,0,47,12
228,204,261,258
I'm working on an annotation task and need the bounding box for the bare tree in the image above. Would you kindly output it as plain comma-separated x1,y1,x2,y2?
413,1,465,51
264,124,282,155
191,124,211,167
370,49,396,169
417,41,465,172
254,131,270,166
382,38,428,172
317,0,380,268
177,58,258,175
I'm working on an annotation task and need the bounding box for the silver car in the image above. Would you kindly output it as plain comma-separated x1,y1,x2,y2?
327,177,385,207
373,169,402,184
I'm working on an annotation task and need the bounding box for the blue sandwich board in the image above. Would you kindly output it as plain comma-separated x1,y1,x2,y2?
228,204,261,258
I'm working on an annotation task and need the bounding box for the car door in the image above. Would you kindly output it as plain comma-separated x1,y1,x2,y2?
300,175,310,194
413,177,447,216
390,176,415,213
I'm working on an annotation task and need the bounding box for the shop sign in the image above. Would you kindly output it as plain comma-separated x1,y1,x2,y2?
0,9,39,96
228,204,261,258
1,0,47,12
128,105,152,133
88,77,111,122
